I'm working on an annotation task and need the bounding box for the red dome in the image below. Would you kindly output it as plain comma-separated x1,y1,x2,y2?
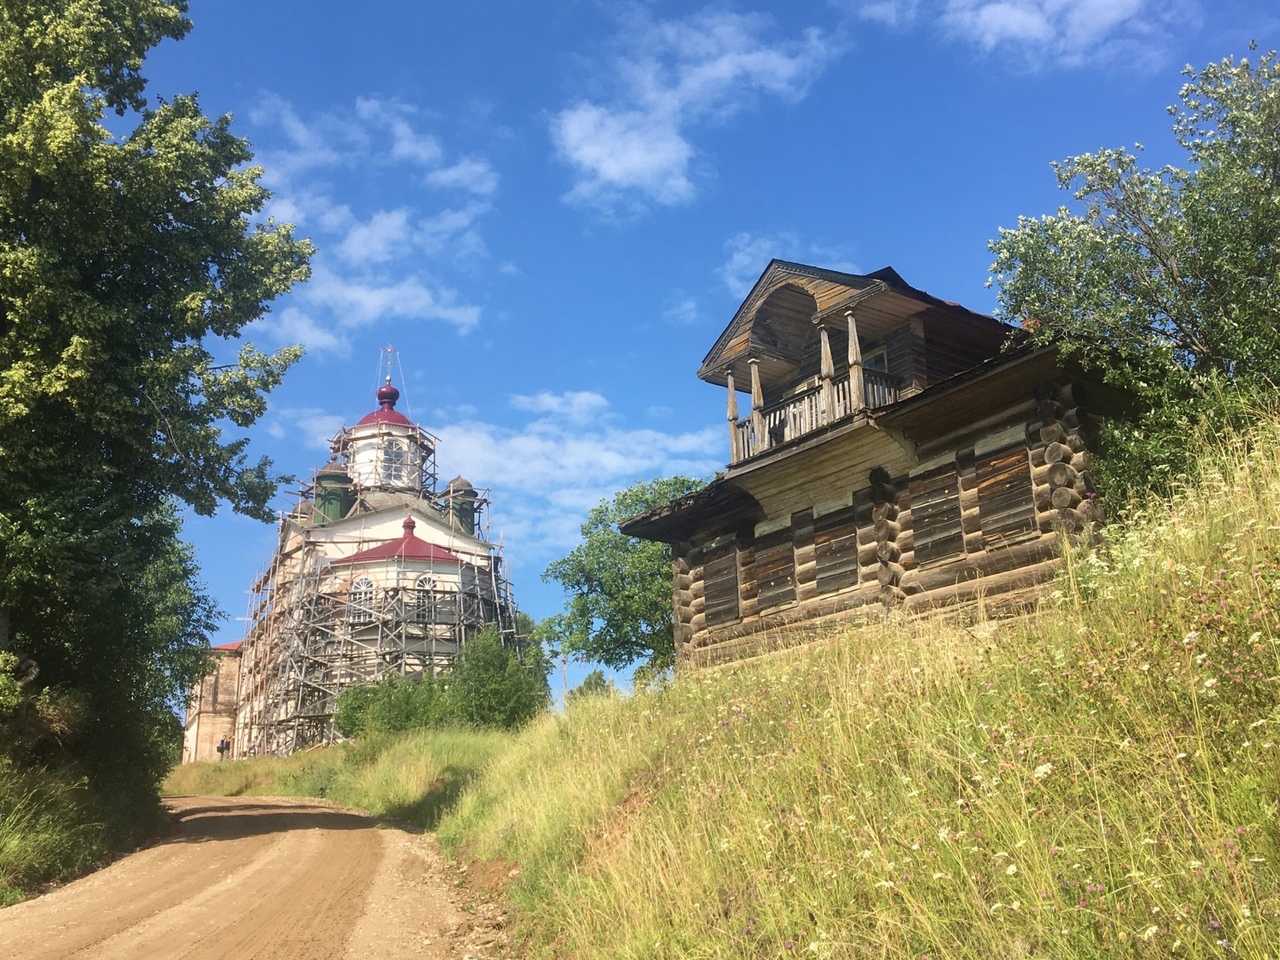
357,377,413,426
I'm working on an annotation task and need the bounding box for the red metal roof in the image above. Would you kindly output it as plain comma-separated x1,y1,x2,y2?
357,378,413,426
332,516,463,566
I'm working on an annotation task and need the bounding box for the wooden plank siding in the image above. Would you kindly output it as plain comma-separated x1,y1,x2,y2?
814,504,860,593
702,541,740,627
907,464,965,567
975,443,1039,550
755,526,797,609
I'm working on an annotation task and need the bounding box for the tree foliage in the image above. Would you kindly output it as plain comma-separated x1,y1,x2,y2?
333,628,550,737
990,47,1280,497
565,669,615,705
0,1,310,831
541,476,706,674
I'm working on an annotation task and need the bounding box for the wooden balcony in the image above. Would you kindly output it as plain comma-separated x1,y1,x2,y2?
731,368,900,463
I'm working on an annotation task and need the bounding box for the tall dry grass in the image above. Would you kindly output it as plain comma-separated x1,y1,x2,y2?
439,417,1280,958
163,727,511,829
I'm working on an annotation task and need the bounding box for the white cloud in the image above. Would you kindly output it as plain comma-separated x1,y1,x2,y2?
251,305,348,354
354,97,443,167
858,0,921,26
718,231,860,299
301,266,481,334
857,0,1186,68
434,415,723,557
664,297,699,325
509,390,612,425
426,157,499,196
242,95,498,352
416,201,491,257
551,9,840,214
336,208,414,265
267,407,348,451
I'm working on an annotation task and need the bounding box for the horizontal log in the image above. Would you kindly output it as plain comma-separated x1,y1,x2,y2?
898,535,1055,596
876,541,901,563
1040,422,1066,444
902,557,1060,616
871,502,900,523
1057,382,1089,407
881,584,908,604
1066,432,1089,454
877,561,907,586
1062,406,1091,430
1051,486,1082,509
1043,441,1069,464
874,518,902,541
1047,461,1078,488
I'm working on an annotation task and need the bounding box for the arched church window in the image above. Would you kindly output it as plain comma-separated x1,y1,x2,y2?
381,438,407,483
350,576,376,624
413,575,435,623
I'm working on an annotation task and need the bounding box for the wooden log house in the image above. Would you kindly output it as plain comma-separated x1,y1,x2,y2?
620,261,1125,666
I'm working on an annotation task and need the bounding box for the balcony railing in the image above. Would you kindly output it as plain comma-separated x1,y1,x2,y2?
731,368,900,463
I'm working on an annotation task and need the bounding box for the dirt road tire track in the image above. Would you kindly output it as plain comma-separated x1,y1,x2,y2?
0,795,485,960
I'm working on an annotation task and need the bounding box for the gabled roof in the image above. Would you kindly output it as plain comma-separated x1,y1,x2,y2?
331,516,463,566
698,261,1005,393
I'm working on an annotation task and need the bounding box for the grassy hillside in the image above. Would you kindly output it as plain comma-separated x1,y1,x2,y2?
163,727,512,828
438,420,1280,958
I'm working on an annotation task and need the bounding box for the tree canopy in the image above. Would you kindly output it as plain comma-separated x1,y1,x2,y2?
541,475,706,675
990,47,1280,494
0,1,310,827
333,627,549,736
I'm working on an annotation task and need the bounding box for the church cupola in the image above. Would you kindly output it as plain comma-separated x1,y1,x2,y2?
333,377,436,494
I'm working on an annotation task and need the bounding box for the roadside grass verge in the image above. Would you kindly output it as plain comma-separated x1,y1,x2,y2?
162,727,512,830
0,759,106,906
438,417,1280,958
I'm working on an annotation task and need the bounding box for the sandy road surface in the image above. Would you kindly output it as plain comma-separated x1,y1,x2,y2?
0,795,499,960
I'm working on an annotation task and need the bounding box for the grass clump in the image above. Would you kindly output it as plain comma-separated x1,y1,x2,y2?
438,416,1280,958
0,759,104,905
163,727,512,830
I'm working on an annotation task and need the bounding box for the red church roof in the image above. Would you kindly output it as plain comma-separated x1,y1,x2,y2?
357,377,413,426
332,517,463,566
214,641,242,652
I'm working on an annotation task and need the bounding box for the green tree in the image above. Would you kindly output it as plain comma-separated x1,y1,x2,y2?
565,668,615,705
0,1,309,830
989,47,1280,497
445,628,549,730
541,476,706,674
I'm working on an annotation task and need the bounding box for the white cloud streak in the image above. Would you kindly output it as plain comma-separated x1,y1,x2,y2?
858,0,1192,68
551,8,841,214
719,232,860,299
245,95,498,353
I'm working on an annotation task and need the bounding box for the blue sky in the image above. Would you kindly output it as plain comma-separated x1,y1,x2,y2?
144,1,1278,686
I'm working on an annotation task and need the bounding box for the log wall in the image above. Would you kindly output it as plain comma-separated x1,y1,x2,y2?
673,380,1105,663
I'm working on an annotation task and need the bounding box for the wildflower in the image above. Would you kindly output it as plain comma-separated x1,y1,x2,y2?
1033,762,1054,779
1006,864,1018,875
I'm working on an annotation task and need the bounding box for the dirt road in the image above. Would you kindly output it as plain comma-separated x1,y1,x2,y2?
0,795,504,960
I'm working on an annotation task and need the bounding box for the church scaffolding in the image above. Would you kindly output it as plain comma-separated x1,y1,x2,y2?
228,371,523,757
